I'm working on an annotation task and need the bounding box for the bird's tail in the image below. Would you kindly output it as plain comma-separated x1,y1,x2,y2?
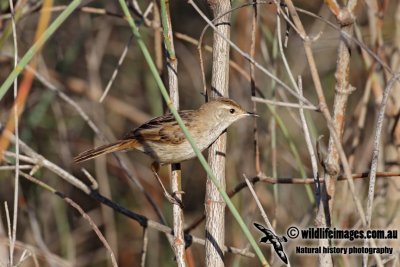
74,139,138,163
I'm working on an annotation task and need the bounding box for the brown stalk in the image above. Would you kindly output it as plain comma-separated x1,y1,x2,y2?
160,0,186,265
250,0,260,174
204,0,231,266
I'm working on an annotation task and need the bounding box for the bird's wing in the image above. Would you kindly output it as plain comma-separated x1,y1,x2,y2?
276,250,288,264
271,239,283,249
123,111,193,145
254,223,268,233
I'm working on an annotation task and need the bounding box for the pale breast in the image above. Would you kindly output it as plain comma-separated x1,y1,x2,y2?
137,124,225,164
137,140,195,164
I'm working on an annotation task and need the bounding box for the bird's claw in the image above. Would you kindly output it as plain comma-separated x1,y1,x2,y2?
164,191,184,209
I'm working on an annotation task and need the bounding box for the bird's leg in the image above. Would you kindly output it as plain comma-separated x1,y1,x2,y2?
151,162,184,208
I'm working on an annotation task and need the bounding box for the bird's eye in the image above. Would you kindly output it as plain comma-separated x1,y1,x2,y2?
229,109,235,114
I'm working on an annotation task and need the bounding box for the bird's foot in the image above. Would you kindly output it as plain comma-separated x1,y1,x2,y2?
164,191,184,209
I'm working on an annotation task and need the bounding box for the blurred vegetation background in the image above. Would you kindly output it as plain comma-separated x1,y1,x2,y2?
0,0,399,266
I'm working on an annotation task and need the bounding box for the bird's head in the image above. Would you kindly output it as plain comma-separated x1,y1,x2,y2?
201,98,258,128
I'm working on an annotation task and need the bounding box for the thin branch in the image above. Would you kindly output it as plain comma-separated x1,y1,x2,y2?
244,176,274,231
204,0,231,265
250,0,260,173
63,196,118,267
99,35,133,103
251,97,318,111
4,202,12,266
192,0,315,108
297,76,321,204
9,0,19,264
364,75,400,266
0,165,33,171
175,32,266,98
140,227,148,267
99,2,154,103
160,0,186,264
20,172,118,267
3,151,37,165
244,175,286,265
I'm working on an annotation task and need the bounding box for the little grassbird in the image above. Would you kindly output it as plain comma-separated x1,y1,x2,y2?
74,98,258,205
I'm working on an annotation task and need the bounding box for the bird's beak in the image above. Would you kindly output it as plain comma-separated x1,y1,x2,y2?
247,111,259,117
